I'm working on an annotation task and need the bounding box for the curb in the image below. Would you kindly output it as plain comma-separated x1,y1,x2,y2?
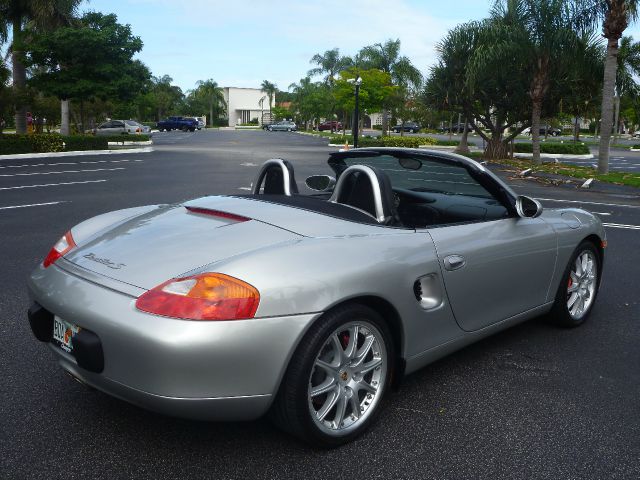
514,152,594,160
107,140,153,146
0,146,154,161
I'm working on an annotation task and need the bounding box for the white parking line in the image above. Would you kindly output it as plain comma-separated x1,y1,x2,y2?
603,223,640,230
592,212,612,216
0,159,136,169
0,179,107,190
0,201,66,210
238,187,251,190
0,167,125,177
535,197,640,209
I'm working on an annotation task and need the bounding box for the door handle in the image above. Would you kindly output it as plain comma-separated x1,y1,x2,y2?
444,254,466,271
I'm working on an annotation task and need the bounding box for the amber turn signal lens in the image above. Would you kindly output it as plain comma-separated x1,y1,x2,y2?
136,273,260,321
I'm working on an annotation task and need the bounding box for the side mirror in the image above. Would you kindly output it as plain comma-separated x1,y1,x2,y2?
305,175,336,192
516,195,543,218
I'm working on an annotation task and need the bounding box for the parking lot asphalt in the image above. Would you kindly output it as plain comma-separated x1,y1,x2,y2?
1,130,639,479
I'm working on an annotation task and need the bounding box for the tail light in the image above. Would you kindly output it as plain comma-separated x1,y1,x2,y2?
136,273,260,321
43,231,76,268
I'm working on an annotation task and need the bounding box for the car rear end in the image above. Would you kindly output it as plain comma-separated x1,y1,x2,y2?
26,203,317,420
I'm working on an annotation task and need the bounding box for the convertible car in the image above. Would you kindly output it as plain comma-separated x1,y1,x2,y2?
27,148,605,447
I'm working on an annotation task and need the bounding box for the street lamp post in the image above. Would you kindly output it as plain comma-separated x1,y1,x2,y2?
347,76,362,148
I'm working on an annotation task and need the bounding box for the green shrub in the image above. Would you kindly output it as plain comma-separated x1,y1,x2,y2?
379,136,429,148
63,135,108,151
435,139,476,146
515,142,589,154
632,144,640,149
0,133,64,154
28,133,64,152
0,135,33,154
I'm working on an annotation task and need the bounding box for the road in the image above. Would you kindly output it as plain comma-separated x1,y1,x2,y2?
1,130,639,479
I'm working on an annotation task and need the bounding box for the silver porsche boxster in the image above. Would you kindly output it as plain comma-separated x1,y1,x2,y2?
27,148,605,447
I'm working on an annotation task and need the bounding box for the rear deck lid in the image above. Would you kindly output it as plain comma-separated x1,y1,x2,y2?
64,204,299,290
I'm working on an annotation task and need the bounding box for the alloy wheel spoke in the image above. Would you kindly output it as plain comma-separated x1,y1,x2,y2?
567,292,579,308
333,393,348,427
352,334,375,368
357,380,377,395
344,325,359,359
567,283,580,293
574,257,583,276
349,395,361,419
316,359,337,374
310,377,336,397
316,386,340,422
331,334,346,365
356,357,382,376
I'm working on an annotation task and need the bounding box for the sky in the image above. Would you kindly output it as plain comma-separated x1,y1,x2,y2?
85,0,640,94
84,0,493,92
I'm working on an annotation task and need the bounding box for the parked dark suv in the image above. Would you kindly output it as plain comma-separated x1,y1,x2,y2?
392,122,421,133
526,125,562,136
318,120,343,132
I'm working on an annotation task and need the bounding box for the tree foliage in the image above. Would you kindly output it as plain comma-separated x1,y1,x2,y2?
27,12,149,106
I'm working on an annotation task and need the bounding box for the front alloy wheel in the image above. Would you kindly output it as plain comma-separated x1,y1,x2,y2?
271,304,394,447
549,241,600,327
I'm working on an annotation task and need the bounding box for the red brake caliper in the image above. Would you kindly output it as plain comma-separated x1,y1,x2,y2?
340,332,350,349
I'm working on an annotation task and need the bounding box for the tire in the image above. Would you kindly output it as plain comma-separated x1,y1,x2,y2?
548,240,601,328
270,304,395,447
268,126,273,131
287,128,292,132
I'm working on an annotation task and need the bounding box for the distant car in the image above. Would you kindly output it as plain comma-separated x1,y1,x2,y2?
632,130,640,138
96,120,142,136
525,125,562,136
392,122,421,133
266,121,297,132
127,121,152,136
187,117,205,130
156,116,198,132
440,123,468,134
318,121,343,132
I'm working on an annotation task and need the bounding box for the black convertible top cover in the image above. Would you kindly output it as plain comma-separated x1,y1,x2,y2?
231,194,379,225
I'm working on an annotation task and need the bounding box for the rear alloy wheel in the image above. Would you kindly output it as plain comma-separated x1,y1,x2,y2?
549,241,600,327
271,304,394,447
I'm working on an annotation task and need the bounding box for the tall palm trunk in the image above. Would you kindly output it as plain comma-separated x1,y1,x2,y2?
598,37,620,175
531,99,543,165
455,118,470,154
12,17,28,135
60,99,70,135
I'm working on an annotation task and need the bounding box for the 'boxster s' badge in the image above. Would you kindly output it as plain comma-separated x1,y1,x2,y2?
83,252,126,270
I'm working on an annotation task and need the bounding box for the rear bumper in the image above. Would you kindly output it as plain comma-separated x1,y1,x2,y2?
27,262,318,420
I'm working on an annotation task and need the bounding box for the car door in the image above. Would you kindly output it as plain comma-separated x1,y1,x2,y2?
111,120,126,134
427,216,556,332
96,121,113,135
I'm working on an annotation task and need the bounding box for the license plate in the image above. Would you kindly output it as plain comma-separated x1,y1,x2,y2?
52,317,80,353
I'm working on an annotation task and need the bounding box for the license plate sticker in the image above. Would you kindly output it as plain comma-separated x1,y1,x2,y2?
52,317,80,353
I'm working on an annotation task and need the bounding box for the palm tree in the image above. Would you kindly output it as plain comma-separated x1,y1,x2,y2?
483,0,584,164
612,35,640,140
578,0,639,173
195,79,225,127
260,80,277,119
359,39,422,135
0,0,82,134
308,48,353,84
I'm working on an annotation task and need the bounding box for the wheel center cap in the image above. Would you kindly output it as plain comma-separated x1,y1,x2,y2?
340,370,349,382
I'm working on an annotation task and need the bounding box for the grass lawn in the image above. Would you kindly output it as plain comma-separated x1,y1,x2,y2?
468,153,640,188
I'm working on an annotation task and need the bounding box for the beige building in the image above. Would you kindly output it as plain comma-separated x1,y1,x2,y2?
223,87,274,127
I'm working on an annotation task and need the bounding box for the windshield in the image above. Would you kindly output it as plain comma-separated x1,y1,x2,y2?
338,154,493,199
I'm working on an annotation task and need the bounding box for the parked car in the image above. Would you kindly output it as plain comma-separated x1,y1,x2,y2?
440,123,468,134
266,121,297,132
186,117,205,130
95,120,142,136
156,116,198,132
27,148,605,447
127,120,152,135
318,120,343,132
524,125,562,136
392,122,421,133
